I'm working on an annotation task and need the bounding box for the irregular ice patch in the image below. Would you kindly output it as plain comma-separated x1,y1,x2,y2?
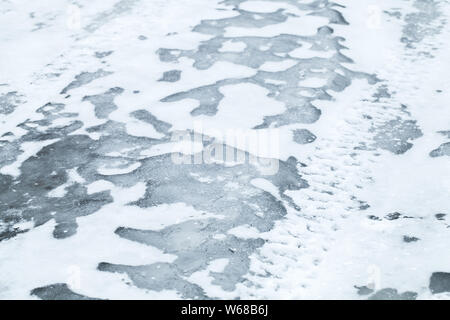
259,59,297,72
239,1,300,14
430,142,450,157
225,15,329,37
158,70,182,82
82,87,124,119
97,161,141,175
292,128,316,144
371,119,423,154
298,76,328,88
289,45,335,59
60,69,113,95
0,91,25,115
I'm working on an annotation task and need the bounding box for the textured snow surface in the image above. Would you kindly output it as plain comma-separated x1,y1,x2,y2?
0,0,449,300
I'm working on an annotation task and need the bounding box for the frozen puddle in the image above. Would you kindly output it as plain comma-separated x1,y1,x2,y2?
0,0,449,300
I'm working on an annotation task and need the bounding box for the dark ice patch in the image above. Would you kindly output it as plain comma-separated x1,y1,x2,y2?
437,130,450,138
158,70,181,82
401,0,443,49
156,0,376,128
98,262,206,299
82,87,124,119
0,227,28,242
193,9,289,36
384,10,402,19
0,139,23,169
372,85,391,101
102,230,267,297
1,118,168,242
130,109,172,134
293,129,316,144
84,0,139,33
0,135,114,239
372,119,423,154
355,285,374,296
19,120,83,143
161,81,226,116
1,0,424,299
359,201,370,210
11,102,83,142
385,212,402,220
309,8,349,25
96,151,307,297
215,0,349,33
36,102,66,116
31,283,101,300
429,272,450,294
403,235,420,243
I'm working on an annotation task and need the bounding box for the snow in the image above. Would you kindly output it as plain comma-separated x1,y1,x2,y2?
0,0,449,300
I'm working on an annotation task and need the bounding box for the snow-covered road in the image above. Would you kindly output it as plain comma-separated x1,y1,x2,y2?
0,0,449,299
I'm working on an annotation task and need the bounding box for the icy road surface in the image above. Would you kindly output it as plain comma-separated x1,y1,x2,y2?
0,0,449,300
